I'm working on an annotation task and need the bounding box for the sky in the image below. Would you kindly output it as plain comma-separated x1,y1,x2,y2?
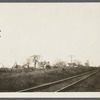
0,3,100,67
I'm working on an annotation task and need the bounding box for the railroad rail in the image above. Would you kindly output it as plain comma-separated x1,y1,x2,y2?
17,70,99,92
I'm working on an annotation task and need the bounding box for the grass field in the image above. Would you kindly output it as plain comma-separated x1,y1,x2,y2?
0,66,97,92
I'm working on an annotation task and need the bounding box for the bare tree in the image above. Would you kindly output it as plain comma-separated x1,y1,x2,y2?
54,60,66,68
30,55,41,69
12,61,19,68
26,58,31,69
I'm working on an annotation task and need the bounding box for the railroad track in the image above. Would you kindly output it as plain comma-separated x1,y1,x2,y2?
17,70,99,92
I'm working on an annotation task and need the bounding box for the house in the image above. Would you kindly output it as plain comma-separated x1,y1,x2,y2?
68,63,77,67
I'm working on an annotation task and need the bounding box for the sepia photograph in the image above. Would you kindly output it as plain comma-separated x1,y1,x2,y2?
0,3,100,97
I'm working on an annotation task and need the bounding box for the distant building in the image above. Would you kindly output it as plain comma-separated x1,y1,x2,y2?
84,60,89,67
68,63,77,67
28,61,50,69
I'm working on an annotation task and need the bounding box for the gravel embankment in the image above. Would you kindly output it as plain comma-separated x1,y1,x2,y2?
63,70,100,92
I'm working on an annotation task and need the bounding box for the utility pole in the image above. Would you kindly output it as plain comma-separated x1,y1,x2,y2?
69,55,74,67
70,55,74,63
70,55,72,64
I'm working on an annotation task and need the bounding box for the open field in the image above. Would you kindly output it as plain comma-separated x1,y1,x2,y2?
0,66,98,92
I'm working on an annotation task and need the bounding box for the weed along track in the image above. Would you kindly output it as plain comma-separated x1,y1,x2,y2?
17,70,99,92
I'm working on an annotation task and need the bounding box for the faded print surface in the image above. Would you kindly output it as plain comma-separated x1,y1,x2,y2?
0,3,100,94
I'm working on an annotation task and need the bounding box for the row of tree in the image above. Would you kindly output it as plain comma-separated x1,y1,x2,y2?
12,55,90,69
12,55,51,69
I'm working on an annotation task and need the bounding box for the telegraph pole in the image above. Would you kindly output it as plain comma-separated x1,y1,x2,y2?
70,55,72,64
70,55,74,63
69,55,74,67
